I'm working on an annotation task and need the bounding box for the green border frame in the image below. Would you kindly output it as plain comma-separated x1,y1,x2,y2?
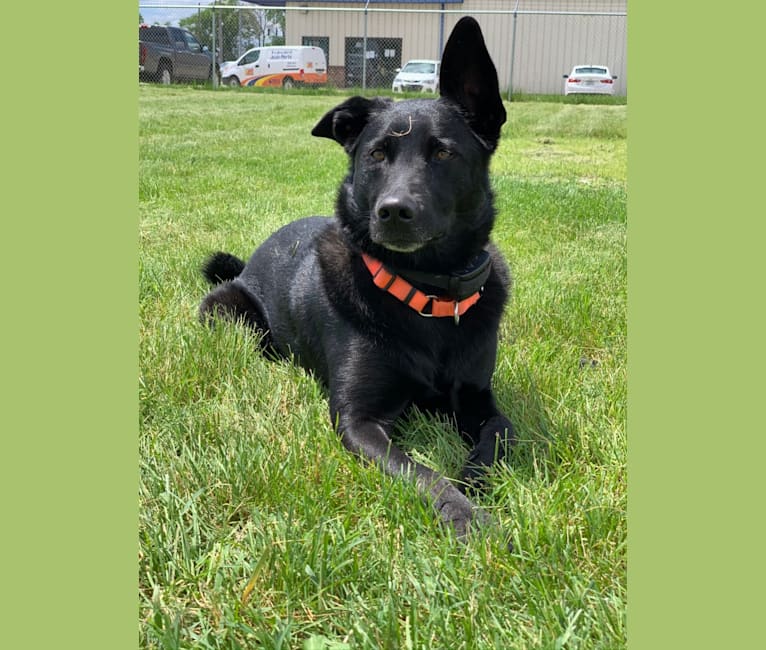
629,2,765,648
7,2,764,648
4,4,137,648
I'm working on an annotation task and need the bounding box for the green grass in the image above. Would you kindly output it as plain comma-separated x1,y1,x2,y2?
146,80,626,105
139,85,626,649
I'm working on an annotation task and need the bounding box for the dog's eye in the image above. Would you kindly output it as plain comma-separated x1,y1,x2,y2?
370,149,386,162
434,149,454,161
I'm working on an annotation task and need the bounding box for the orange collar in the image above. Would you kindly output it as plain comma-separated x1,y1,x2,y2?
362,253,484,325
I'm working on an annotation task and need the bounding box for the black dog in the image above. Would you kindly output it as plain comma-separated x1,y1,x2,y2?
200,17,515,541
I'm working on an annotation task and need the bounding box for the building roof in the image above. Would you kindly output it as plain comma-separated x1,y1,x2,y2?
283,1,464,4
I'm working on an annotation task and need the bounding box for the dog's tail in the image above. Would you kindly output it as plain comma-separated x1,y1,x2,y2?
202,252,246,285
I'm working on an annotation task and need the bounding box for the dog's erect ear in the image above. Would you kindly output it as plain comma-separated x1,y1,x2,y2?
311,96,394,152
439,16,506,150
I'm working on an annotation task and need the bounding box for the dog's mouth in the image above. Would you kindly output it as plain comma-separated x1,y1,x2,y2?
373,232,446,254
380,241,425,253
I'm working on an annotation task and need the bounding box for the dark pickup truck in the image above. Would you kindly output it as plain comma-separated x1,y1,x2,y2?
139,24,215,84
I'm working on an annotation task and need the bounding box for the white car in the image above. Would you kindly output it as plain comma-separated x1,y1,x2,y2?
563,65,617,95
392,60,440,93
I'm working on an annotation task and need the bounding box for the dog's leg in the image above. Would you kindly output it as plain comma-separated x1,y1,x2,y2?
460,414,515,488
199,282,278,356
335,414,491,540
200,282,260,326
455,388,516,489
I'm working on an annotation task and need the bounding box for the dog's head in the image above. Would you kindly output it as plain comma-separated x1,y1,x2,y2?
312,17,506,269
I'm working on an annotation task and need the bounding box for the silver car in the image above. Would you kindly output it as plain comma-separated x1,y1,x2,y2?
392,60,441,93
563,65,617,95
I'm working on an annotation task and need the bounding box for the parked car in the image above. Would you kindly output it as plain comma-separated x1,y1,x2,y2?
220,46,327,89
563,65,617,95
392,60,440,93
139,24,215,85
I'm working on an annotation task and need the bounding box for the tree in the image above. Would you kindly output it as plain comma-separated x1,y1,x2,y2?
179,0,274,62
265,9,286,45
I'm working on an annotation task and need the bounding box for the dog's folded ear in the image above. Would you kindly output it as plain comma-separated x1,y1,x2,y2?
439,16,506,151
311,96,393,152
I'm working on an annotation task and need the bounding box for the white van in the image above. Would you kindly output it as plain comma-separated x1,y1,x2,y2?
220,46,327,89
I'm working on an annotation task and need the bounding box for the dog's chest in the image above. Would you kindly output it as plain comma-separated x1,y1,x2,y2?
392,321,491,396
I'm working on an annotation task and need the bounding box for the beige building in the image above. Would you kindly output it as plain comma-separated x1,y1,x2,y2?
284,0,626,95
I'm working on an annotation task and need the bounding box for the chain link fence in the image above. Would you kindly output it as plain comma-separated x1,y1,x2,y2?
138,1,626,96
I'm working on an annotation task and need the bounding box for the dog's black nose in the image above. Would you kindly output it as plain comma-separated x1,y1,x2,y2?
376,197,416,222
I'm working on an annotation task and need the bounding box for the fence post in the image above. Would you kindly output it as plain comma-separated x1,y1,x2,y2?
211,5,218,87
438,3,445,57
507,0,520,101
362,0,369,91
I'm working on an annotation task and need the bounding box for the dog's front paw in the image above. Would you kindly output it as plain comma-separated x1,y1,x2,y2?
432,484,492,540
458,460,489,493
431,481,514,552
459,415,516,490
